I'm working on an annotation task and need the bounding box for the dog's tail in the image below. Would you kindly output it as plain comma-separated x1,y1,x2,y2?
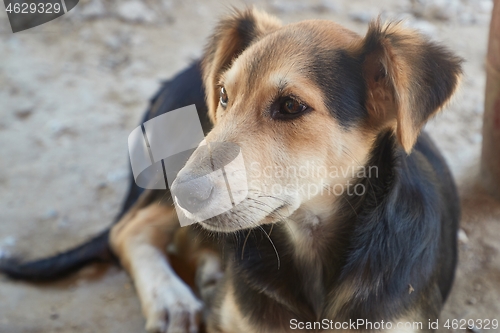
0,229,112,281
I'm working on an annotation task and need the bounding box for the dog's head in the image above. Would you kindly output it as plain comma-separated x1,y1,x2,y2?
171,8,462,232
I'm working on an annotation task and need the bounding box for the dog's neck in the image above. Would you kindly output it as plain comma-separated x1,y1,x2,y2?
287,186,345,247
283,208,341,316
229,173,364,322
229,195,358,324
229,131,401,322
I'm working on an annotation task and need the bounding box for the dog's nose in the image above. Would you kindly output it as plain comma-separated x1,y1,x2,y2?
171,174,214,214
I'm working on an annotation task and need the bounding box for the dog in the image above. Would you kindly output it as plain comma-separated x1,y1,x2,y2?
1,8,462,333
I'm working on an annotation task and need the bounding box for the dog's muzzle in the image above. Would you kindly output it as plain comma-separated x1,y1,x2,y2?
170,142,249,225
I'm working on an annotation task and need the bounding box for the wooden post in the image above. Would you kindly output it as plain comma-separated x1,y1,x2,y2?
480,0,500,199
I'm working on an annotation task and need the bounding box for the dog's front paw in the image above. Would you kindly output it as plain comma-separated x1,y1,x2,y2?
144,279,203,333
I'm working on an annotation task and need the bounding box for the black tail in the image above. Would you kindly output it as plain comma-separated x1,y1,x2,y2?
0,229,112,281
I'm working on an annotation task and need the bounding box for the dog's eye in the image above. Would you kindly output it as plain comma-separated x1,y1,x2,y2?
272,98,309,120
219,87,228,107
282,99,305,114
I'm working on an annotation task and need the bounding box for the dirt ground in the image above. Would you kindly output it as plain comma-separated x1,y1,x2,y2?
0,0,499,332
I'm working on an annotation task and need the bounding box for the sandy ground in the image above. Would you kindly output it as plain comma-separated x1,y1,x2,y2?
0,0,499,332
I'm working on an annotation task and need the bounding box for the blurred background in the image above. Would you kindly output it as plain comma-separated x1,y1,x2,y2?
0,0,498,332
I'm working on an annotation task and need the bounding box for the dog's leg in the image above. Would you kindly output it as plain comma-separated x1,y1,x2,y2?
194,251,223,310
110,196,202,333
171,226,224,321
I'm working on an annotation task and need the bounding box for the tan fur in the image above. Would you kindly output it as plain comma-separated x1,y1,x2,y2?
110,200,202,333
202,7,281,123
359,20,462,153
212,283,262,333
110,193,225,333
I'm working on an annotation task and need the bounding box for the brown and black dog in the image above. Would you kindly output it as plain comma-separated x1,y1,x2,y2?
1,8,462,333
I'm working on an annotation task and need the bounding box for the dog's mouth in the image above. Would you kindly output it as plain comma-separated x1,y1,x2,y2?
266,204,286,218
197,201,289,233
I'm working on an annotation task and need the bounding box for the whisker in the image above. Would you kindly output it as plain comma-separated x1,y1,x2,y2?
246,198,295,236
258,224,280,270
268,223,274,237
241,229,252,260
233,209,281,270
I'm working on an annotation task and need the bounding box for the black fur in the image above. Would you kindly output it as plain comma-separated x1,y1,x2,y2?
334,131,458,322
309,49,368,127
0,230,111,280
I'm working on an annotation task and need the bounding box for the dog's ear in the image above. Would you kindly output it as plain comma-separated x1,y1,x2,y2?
202,8,281,122
361,20,462,153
